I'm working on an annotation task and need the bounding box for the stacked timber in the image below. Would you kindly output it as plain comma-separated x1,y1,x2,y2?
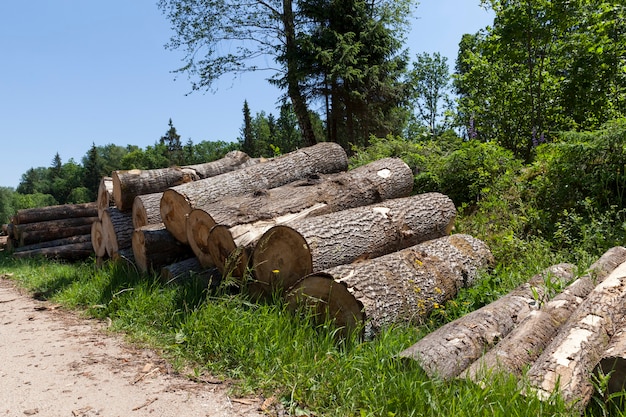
7,202,98,260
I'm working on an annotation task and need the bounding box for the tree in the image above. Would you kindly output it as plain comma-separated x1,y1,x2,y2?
82,142,104,200
241,100,254,156
0,187,15,225
159,118,184,166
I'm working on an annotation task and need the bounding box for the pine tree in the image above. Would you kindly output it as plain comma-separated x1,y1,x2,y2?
159,118,183,166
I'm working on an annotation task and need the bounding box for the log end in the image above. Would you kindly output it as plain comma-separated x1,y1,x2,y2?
131,228,149,273
186,209,217,268
207,224,248,278
132,196,149,229
91,220,107,258
160,189,192,244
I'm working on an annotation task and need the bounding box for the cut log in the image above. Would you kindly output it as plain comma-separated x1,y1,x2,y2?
159,257,220,286
160,142,348,244
132,223,194,273
183,150,253,179
12,241,93,261
101,207,134,257
397,263,576,380
132,192,163,228
463,246,626,382
189,158,414,269
15,217,98,247
97,176,114,219
593,318,626,397
523,261,626,410
251,193,456,298
13,233,92,253
91,220,107,258
11,202,98,225
286,234,494,339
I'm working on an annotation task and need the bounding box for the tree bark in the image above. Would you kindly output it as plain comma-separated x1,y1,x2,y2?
159,257,220,286
252,193,457,299
11,202,97,225
15,217,97,247
523,261,626,410
132,192,163,228
13,234,91,253
593,317,626,398
463,246,626,382
190,157,414,269
101,207,134,258
132,223,193,273
97,176,114,219
161,142,348,244
398,263,576,380
286,234,494,339
12,241,94,261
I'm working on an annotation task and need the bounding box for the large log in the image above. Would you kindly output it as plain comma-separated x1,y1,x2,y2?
593,317,626,397
397,263,576,380
191,157,414,269
251,193,456,298
132,192,163,228
90,220,107,258
13,234,92,253
523,261,626,410
112,150,252,211
286,234,494,339
12,241,94,261
11,202,98,225
463,246,626,382
160,257,220,286
15,217,98,247
132,223,194,273
97,176,114,219
160,142,349,244
101,207,134,257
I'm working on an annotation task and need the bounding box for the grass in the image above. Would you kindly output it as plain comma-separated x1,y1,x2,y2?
0,231,622,417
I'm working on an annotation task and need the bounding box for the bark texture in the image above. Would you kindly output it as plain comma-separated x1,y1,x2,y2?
15,217,97,247
398,263,577,380
160,257,220,286
252,193,456,298
132,223,193,273
97,177,114,219
12,242,93,261
11,202,97,225
13,234,92,253
160,142,348,244
132,192,163,228
286,234,494,339
593,317,626,397
101,208,134,257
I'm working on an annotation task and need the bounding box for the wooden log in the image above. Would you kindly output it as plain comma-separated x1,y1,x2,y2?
16,217,97,247
12,241,94,261
160,142,349,244
159,257,220,286
132,192,163,228
91,220,107,258
101,207,134,257
11,202,98,225
183,150,252,179
132,223,194,273
523,261,626,410
397,263,576,380
463,246,626,382
97,176,114,219
593,317,626,397
251,193,456,298
286,234,494,339
13,233,92,253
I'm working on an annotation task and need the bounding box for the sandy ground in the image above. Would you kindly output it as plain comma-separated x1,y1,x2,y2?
0,274,267,417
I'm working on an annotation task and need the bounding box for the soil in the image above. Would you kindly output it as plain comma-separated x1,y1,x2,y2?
0,274,267,417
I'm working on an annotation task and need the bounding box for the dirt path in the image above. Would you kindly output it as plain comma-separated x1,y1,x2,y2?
0,276,265,417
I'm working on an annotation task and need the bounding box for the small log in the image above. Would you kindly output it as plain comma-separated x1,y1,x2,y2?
97,177,114,219
132,192,163,228
523,261,626,410
593,318,626,397
160,142,348,244
91,220,107,258
186,209,217,268
132,223,193,273
286,234,494,339
183,150,252,179
16,217,97,247
13,234,92,253
160,257,220,287
12,241,94,261
397,263,576,380
12,202,98,225
463,246,626,382
251,193,456,298
101,207,134,257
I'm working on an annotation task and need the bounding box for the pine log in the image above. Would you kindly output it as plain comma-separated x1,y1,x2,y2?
160,257,220,286
132,223,193,273
12,241,94,261
251,193,456,298
101,207,134,257
523,261,626,410
160,142,348,244
16,217,97,247
286,234,494,339
397,263,576,380
132,192,163,228
11,202,98,225
593,318,626,397
97,176,114,219
188,158,414,269
91,220,107,258
13,233,92,253
463,246,626,382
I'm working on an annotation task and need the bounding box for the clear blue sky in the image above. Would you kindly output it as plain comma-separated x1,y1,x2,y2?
0,1,493,189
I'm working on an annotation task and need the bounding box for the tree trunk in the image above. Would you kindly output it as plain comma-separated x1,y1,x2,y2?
593,317,626,398
12,241,94,261
90,220,107,258
132,223,193,273
286,234,494,339
252,193,457,299
398,263,577,380
189,157,414,269
14,234,91,253
15,217,97,247
101,207,134,257
11,202,97,225
161,142,348,244
132,192,163,228
463,246,626,382
523,261,626,410
97,177,114,219
160,257,220,287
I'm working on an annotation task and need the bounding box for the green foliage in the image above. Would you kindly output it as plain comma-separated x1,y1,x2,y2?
0,187,16,225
